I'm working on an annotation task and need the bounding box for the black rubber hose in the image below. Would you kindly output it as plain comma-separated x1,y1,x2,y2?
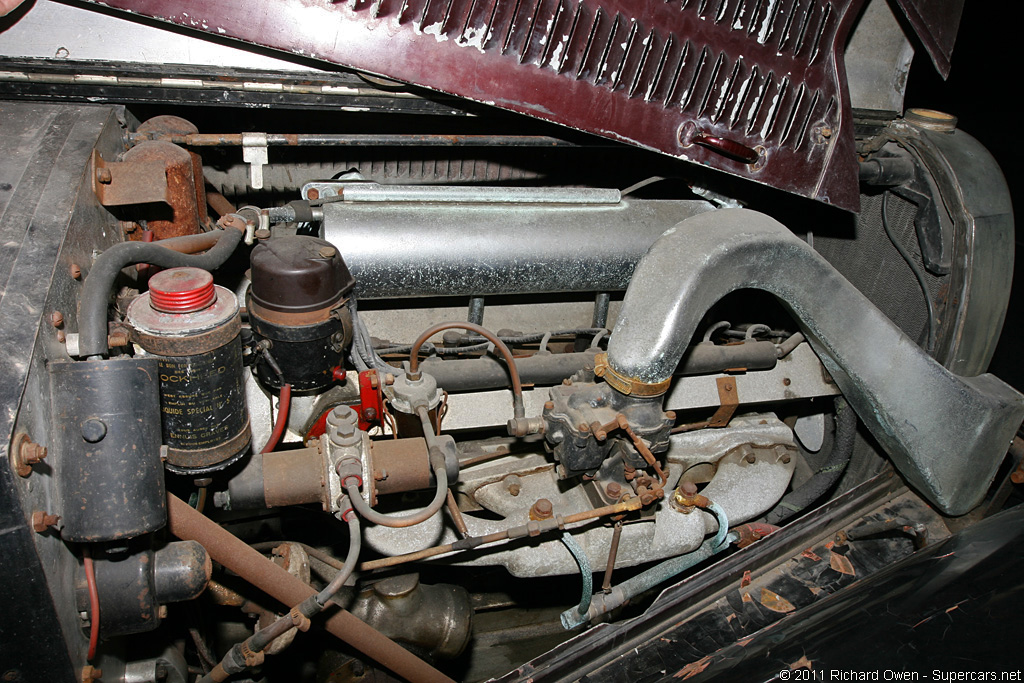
78,228,244,358
765,397,857,524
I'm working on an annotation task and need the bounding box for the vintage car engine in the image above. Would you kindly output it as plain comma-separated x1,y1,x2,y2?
0,1,1021,682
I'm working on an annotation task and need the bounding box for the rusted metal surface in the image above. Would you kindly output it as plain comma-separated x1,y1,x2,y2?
136,115,210,228
9,431,46,477
530,498,554,521
370,437,432,499
90,148,169,207
165,494,457,683
263,446,326,508
708,376,739,427
31,511,60,534
119,140,202,239
80,0,864,211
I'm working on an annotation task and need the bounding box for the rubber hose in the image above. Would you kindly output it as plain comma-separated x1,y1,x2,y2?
78,227,243,358
765,397,857,524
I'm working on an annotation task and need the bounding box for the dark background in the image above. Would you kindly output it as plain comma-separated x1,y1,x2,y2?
904,4,1021,389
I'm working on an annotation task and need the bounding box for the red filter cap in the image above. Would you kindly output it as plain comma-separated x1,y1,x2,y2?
148,267,217,313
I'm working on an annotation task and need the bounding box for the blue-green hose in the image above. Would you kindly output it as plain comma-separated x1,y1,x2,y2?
559,531,593,629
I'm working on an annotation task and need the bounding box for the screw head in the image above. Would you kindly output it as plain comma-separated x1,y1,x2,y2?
530,498,553,520
605,482,622,498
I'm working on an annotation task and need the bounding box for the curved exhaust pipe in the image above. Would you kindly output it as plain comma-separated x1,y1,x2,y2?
607,209,1023,515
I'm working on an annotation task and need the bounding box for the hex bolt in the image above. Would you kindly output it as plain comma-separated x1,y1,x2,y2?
21,439,47,466
605,482,622,498
81,665,103,683
530,498,553,521
680,481,698,496
31,511,60,533
577,422,590,433
544,401,555,412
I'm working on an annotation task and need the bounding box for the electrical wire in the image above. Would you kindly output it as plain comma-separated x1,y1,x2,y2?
261,383,291,454
882,191,937,355
83,549,100,661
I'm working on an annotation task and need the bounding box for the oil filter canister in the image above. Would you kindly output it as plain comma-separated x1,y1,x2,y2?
127,267,251,473
248,236,355,393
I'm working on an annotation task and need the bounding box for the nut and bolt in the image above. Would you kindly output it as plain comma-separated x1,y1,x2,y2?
81,665,102,683
605,482,622,498
529,498,553,520
107,331,130,347
31,511,60,533
12,433,47,477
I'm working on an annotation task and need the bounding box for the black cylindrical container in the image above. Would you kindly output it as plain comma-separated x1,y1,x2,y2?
127,267,251,473
50,357,165,541
248,236,355,393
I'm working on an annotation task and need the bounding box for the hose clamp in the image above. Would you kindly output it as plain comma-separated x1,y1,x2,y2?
593,353,671,397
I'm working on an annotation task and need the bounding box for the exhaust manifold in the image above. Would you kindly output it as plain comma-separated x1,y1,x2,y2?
607,209,1023,515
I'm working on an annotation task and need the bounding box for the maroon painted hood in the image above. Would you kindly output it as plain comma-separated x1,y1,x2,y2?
84,0,866,212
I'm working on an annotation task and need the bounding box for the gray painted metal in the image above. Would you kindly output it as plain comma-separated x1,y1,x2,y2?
845,0,915,114
321,197,713,299
607,209,1024,515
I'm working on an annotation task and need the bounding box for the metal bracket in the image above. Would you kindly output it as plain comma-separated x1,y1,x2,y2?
241,132,269,190
90,149,170,206
707,377,739,428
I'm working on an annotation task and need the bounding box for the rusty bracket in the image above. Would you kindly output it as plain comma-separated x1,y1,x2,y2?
707,377,739,428
90,149,170,207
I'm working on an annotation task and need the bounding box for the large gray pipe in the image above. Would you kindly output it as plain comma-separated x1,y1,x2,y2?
607,209,1024,516
322,198,712,299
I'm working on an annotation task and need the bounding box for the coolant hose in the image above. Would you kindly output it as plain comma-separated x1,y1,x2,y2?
765,397,857,524
343,466,448,528
559,532,593,629
78,226,243,358
561,499,732,629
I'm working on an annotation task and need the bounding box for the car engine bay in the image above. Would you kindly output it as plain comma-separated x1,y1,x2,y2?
0,1,1021,682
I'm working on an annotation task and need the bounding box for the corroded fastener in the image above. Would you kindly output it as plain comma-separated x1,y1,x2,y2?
673,481,710,509
81,665,102,683
529,498,553,521
31,511,60,533
10,433,47,477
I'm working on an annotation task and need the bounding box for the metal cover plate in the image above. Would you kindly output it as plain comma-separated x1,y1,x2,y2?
81,0,863,211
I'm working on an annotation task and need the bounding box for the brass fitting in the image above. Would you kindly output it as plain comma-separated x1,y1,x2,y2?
593,353,671,397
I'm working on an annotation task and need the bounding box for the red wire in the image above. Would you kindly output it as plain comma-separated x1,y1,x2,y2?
83,549,100,661
261,383,292,453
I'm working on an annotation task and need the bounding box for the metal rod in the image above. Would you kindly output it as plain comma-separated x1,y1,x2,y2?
132,132,584,148
165,494,455,683
445,490,470,539
601,522,623,593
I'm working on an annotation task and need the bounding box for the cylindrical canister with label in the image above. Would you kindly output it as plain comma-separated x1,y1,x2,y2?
127,267,250,473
